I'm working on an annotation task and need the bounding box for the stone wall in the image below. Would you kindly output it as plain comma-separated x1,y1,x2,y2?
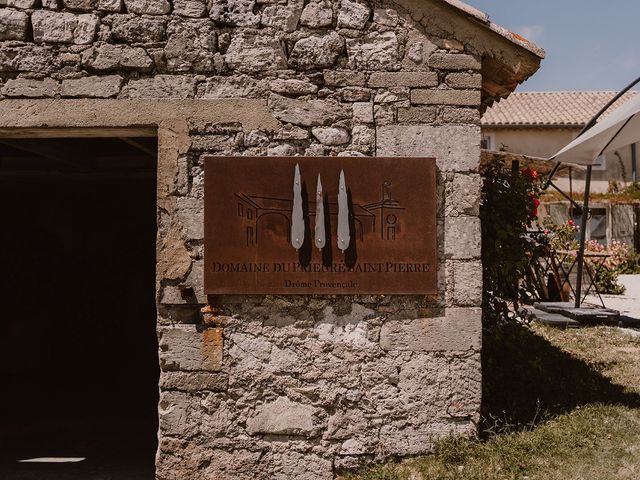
0,0,486,478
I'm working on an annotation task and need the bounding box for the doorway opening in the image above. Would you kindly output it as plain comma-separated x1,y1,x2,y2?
0,136,159,479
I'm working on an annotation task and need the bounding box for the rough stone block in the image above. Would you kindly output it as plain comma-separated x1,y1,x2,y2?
346,31,399,71
0,44,59,73
439,106,480,124
0,8,29,41
246,396,322,436
351,124,373,146
261,0,303,32
120,75,196,99
123,0,171,15
269,78,317,96
209,0,260,27
32,11,99,45
352,101,373,123
200,74,265,98
428,52,481,71
41,0,61,9
289,32,344,70
160,371,228,392
369,71,438,88
97,0,123,11
5,0,38,8
63,0,98,10
175,196,203,239
444,216,481,259
165,18,218,73
81,43,154,71
373,7,398,27
268,93,349,127
397,106,437,124
376,125,480,172
323,70,367,87
300,0,332,28
158,325,223,372
173,0,207,17
453,261,482,306
1,77,58,98
379,307,481,351
61,74,123,97
411,89,481,106
337,0,369,29
111,14,166,43
445,72,482,89
445,173,481,216
225,32,287,73
312,126,350,145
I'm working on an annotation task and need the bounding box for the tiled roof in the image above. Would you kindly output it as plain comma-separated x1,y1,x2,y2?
481,91,639,127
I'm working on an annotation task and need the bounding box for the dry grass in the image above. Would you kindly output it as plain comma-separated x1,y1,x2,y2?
340,324,640,480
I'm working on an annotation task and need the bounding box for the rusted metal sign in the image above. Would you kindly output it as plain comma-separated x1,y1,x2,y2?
204,156,437,295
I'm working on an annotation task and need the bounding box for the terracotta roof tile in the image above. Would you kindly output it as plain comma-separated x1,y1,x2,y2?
481,91,638,127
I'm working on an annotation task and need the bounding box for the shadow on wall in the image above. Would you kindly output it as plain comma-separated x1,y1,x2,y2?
481,323,640,435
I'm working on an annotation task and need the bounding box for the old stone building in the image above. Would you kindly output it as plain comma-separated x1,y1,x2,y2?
0,0,543,478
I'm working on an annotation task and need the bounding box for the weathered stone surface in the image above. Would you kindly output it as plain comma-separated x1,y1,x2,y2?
263,451,333,480
97,0,123,12
312,126,349,145
225,32,287,72
2,78,58,98
261,0,303,32
445,173,481,216
446,72,482,89
397,106,437,124
352,101,373,123
346,31,399,71
269,93,349,126
300,0,332,28
158,325,223,372
445,216,481,259
81,43,154,71
369,71,438,88
41,0,60,8
121,75,196,98
453,261,482,306
0,44,58,73
201,75,265,98
111,14,166,43
340,86,369,102
165,18,218,73
428,52,481,71
402,30,437,69
209,0,260,27
32,11,99,45
160,371,228,392
0,9,29,41
337,0,369,29
380,308,481,351
173,0,207,17
275,125,309,140
5,0,38,8
373,8,398,27
376,125,480,172
123,0,170,15
440,106,480,124
61,74,123,97
351,124,373,145
246,396,321,436
411,89,481,106
269,78,317,96
324,70,367,86
289,32,344,70
175,196,203,239
63,0,97,10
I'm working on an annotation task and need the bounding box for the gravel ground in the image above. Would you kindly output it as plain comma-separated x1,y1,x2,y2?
585,274,640,320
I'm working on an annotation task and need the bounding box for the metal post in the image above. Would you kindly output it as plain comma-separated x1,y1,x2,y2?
632,143,637,183
575,165,592,308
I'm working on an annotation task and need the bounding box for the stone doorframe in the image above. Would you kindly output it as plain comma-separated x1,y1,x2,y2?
0,97,279,296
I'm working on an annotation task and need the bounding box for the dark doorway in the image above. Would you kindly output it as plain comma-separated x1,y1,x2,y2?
0,136,159,479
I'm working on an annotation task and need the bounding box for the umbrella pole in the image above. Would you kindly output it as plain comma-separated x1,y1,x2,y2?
574,165,592,308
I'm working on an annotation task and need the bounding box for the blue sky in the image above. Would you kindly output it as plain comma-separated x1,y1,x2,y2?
467,0,640,92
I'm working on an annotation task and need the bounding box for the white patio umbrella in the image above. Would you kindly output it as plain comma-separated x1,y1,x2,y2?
547,79,640,308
